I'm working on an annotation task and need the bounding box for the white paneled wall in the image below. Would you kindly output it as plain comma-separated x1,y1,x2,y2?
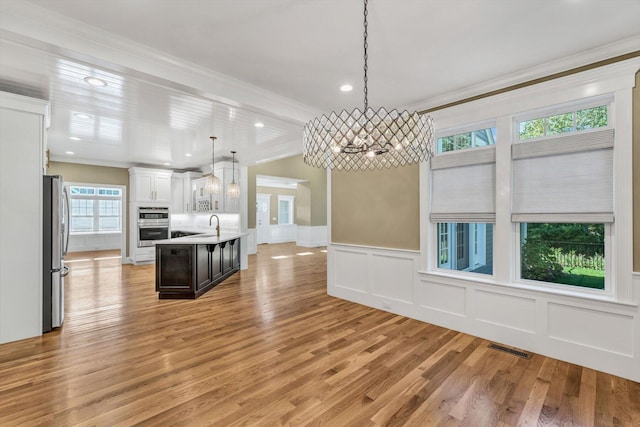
67,233,121,252
328,243,640,382
296,225,327,248
247,225,328,248
268,224,297,244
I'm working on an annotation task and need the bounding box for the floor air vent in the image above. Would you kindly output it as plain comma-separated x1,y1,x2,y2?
488,343,532,359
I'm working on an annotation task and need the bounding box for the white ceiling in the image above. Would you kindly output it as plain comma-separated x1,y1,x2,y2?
1,0,639,171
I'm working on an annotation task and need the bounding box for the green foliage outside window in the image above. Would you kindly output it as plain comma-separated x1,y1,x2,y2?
519,105,607,140
521,240,563,282
576,106,608,130
437,128,495,153
520,223,604,289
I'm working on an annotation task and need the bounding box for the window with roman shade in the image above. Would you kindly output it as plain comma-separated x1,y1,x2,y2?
430,145,496,223
511,127,614,224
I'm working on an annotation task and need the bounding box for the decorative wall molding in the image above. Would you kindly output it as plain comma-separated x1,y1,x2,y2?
67,233,121,252
296,225,327,248
269,224,297,244
246,228,257,255
0,0,320,125
409,35,640,112
328,244,640,382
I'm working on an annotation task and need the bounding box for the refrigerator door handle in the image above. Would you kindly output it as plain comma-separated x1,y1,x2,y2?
63,186,70,256
61,265,70,277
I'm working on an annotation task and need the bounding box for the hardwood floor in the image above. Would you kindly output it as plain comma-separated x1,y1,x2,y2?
1,243,639,426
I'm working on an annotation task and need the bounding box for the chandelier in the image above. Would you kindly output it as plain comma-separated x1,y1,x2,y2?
303,0,434,171
205,136,221,194
227,150,240,198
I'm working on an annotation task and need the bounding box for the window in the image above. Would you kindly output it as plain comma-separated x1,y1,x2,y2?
431,125,496,276
520,223,604,289
428,96,615,291
518,105,608,140
68,185,122,233
437,223,493,275
277,195,295,225
437,127,496,153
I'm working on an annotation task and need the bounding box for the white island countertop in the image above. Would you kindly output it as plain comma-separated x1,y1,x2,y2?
157,231,246,245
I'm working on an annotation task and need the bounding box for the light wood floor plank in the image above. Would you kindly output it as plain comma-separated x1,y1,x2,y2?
0,244,638,426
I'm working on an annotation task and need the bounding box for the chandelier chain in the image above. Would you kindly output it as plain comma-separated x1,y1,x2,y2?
363,0,368,112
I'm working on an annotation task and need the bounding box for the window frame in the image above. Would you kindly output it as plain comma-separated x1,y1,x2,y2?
67,183,124,234
434,222,493,277
277,195,295,225
421,87,631,302
513,222,612,298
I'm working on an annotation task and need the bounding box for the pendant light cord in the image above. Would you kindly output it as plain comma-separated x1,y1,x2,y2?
363,0,368,112
209,136,216,171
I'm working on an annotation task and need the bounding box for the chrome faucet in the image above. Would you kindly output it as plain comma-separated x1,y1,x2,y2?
209,214,220,237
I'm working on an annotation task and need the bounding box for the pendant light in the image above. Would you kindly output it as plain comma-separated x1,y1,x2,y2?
227,150,240,199
302,0,434,171
205,136,221,194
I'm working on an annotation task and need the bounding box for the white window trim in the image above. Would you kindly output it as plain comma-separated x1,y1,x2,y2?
277,195,295,225
420,58,639,305
67,181,125,235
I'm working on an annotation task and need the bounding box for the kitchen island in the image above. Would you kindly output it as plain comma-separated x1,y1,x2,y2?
155,232,243,299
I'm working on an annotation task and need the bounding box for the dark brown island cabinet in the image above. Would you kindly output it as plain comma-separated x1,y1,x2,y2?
155,237,240,299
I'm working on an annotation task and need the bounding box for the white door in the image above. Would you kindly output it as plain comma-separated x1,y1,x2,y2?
256,193,271,244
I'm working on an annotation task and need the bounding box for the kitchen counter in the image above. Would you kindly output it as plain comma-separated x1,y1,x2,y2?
158,231,246,245
155,231,244,299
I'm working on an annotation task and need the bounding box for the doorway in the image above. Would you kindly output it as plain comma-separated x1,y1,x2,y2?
256,193,271,244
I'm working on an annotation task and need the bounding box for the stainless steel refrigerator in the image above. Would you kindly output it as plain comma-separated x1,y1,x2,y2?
43,175,70,332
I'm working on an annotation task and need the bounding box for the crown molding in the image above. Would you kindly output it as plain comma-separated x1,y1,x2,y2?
409,34,640,113
0,0,322,125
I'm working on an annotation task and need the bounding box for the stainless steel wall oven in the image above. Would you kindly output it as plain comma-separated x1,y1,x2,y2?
137,207,170,247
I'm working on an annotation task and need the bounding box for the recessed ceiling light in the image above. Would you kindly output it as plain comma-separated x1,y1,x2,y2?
254,122,264,128
65,151,75,155
185,153,192,157
340,84,353,92
163,162,171,166
73,113,92,119
83,76,107,87
69,136,81,141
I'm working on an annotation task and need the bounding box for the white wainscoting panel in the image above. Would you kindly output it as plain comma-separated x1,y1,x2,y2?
68,233,121,252
247,228,257,255
268,224,297,244
333,249,368,293
327,243,640,382
547,302,634,356
296,225,328,247
417,281,466,317
371,254,414,303
475,290,536,334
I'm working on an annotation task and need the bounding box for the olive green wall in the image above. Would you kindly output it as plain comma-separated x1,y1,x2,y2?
331,164,421,250
47,161,129,255
633,71,640,271
256,186,298,225
297,182,311,227
48,161,129,187
248,155,326,228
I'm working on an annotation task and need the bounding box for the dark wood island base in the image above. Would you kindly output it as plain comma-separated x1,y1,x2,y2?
155,238,240,299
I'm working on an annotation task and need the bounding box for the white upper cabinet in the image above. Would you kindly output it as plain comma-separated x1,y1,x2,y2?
129,168,173,204
171,171,201,214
